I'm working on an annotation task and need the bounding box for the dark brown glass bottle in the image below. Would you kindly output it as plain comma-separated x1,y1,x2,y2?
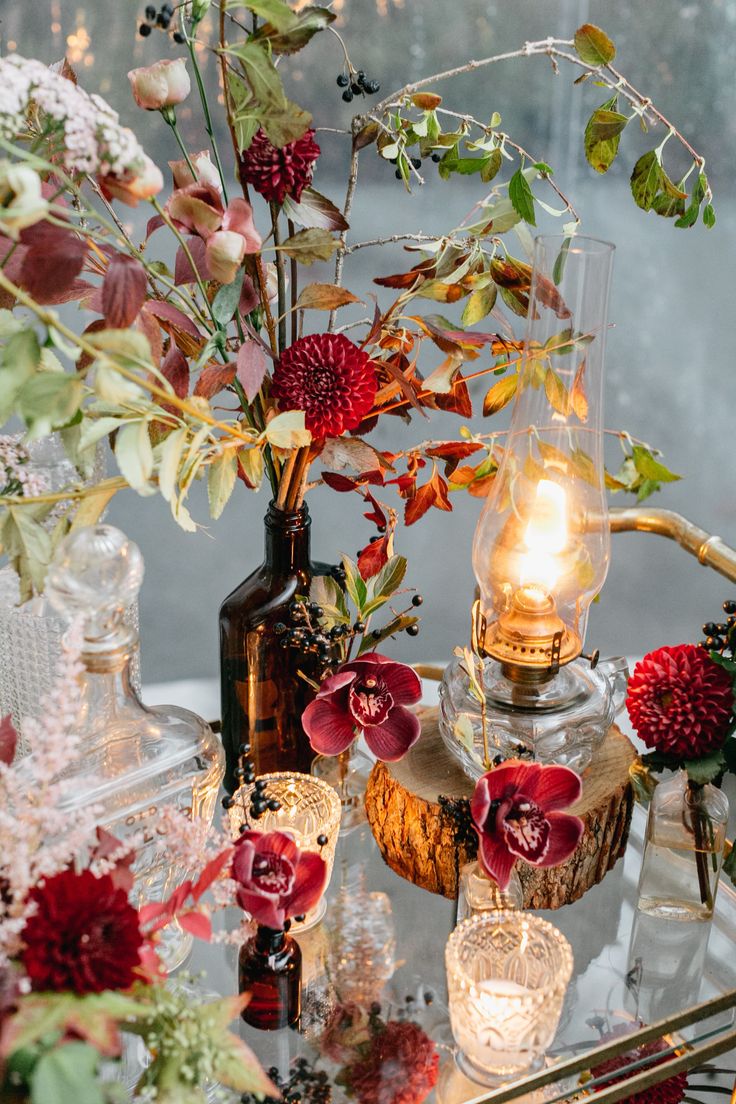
219,502,324,792
239,925,302,1030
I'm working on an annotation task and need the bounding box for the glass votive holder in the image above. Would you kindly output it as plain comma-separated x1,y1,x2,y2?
445,911,573,1085
228,772,342,931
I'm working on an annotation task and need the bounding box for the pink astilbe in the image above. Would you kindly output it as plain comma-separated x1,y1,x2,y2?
0,619,101,965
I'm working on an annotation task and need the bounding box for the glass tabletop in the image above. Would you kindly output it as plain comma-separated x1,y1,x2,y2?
172,802,736,1104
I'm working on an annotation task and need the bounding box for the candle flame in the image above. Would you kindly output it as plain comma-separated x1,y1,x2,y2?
519,480,568,590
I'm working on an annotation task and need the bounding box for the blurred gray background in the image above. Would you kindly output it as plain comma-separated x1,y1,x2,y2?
2,0,735,682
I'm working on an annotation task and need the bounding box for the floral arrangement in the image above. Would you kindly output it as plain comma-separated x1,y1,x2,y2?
469,760,584,890
0,9,705,608
0,627,313,1103
626,597,736,885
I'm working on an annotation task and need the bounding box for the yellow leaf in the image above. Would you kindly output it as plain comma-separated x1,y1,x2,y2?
483,374,517,416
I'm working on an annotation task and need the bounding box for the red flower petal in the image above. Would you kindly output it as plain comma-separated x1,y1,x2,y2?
363,706,421,761
239,128,320,207
236,887,284,930
285,851,328,918
271,333,376,438
520,763,582,812
353,657,422,706
302,697,357,755
537,811,584,866
477,831,518,892
470,774,492,830
314,668,356,699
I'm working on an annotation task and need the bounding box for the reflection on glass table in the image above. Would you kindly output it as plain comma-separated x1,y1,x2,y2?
159,801,736,1104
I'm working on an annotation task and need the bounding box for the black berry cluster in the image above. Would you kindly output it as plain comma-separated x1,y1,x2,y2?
274,599,343,666
336,69,380,103
241,1058,331,1104
389,152,423,180
139,2,185,41
700,599,736,653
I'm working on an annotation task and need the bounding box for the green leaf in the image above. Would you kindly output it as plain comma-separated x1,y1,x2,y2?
309,573,349,624
212,269,246,325
371,555,407,599
703,203,716,228
652,189,686,220
685,750,727,785
253,5,336,54
17,373,84,441
207,451,237,520
508,168,536,226
114,420,154,492
544,368,571,415
552,238,571,286
279,228,339,264
341,554,367,612
261,99,313,148
480,149,503,183
0,328,40,419
630,150,663,211
574,23,616,66
631,445,681,483
86,328,151,366
226,71,259,152
584,106,628,174
226,41,287,112
242,0,298,32
461,283,497,326
32,1042,104,1104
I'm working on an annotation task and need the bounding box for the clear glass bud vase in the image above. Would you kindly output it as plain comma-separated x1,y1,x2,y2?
637,772,728,922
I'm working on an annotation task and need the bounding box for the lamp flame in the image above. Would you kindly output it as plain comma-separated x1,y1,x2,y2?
520,480,568,591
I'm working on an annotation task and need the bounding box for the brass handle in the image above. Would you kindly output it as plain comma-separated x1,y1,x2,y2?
610,506,736,583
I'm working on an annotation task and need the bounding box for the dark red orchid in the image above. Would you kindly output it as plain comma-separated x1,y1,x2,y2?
302,653,422,762
231,831,327,931
470,760,584,891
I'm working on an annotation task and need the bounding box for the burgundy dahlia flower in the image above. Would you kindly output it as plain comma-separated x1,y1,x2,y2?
271,333,377,438
302,653,422,762
626,644,734,759
231,830,327,930
345,1019,439,1104
239,127,320,206
592,1029,687,1104
20,868,143,993
470,760,584,892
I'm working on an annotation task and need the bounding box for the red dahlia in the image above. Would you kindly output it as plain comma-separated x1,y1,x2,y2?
346,1020,439,1104
592,1032,687,1104
626,644,734,759
271,333,376,438
239,128,320,206
21,868,143,993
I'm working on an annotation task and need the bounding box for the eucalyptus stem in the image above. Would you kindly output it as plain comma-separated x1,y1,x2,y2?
185,29,230,202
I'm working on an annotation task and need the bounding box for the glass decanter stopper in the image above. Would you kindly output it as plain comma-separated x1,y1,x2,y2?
239,925,302,1030
637,772,728,922
456,861,523,923
45,524,224,967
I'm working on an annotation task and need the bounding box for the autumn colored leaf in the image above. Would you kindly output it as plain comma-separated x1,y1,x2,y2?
194,361,236,399
430,378,472,418
295,283,361,311
161,345,190,399
411,92,442,110
19,222,88,305
322,471,360,492
0,714,17,765
404,480,436,525
574,23,616,66
101,254,147,329
236,341,268,402
358,535,390,580
373,257,436,288
483,374,518,416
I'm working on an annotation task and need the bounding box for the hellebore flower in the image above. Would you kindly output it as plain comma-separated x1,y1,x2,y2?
231,830,327,930
169,149,222,192
302,653,422,762
627,644,734,760
470,760,584,891
128,58,190,111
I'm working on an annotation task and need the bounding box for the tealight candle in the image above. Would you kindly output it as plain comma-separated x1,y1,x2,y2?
446,911,573,1084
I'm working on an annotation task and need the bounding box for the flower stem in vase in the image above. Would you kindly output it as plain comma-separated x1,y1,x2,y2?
686,781,713,912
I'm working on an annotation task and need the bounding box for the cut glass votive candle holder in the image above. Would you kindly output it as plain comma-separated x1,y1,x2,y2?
446,911,573,1084
228,772,342,931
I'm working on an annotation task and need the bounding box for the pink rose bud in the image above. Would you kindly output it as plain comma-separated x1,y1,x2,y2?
127,58,190,111
206,229,246,284
99,154,164,208
169,150,221,192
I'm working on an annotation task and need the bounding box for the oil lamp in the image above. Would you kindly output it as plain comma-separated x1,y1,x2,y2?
439,235,628,775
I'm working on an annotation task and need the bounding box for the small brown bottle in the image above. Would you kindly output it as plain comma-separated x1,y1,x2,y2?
239,925,302,1030
219,502,326,792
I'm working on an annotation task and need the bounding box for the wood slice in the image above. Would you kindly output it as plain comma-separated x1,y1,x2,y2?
364,708,636,908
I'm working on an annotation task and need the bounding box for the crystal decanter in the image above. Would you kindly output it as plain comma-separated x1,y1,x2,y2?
45,525,224,968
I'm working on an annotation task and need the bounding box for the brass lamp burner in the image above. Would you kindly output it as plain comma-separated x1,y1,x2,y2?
473,586,582,682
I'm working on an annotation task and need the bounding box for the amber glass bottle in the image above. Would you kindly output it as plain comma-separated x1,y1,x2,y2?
219,502,325,792
239,925,302,1030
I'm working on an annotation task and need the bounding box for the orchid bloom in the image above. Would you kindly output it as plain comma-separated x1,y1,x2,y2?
231,830,327,930
128,58,190,111
470,760,584,891
302,652,421,762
